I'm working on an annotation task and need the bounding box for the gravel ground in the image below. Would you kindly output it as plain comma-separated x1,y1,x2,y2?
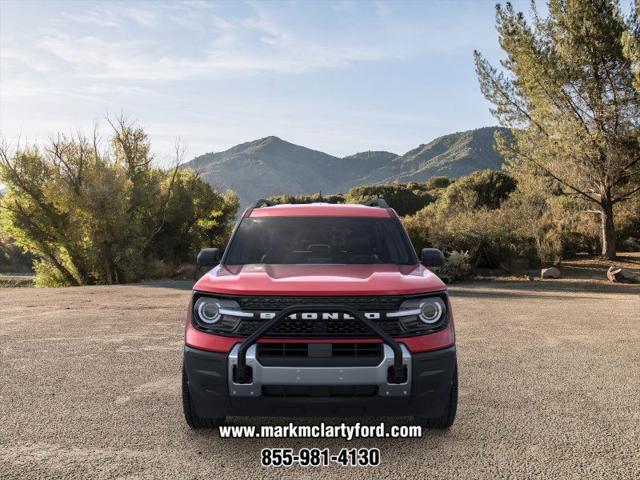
0,281,638,479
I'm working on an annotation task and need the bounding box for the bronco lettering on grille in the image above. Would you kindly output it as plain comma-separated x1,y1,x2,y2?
258,312,381,320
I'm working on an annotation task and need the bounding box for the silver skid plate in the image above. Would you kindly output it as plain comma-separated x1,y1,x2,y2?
228,343,411,397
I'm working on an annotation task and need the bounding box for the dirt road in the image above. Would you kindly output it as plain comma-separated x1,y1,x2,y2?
1,281,638,479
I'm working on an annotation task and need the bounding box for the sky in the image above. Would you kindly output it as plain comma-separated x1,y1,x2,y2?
0,0,533,164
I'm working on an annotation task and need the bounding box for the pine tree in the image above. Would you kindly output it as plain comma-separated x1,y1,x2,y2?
475,0,640,259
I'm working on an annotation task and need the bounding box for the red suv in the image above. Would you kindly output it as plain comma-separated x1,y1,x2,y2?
182,199,457,428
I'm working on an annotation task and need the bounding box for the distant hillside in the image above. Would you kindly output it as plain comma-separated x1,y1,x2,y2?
354,127,511,184
183,127,510,206
184,136,345,205
341,150,399,171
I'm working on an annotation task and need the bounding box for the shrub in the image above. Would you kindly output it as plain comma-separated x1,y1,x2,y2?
438,170,516,213
616,194,640,245
33,259,72,288
425,176,451,190
403,188,538,268
345,183,435,216
436,250,472,282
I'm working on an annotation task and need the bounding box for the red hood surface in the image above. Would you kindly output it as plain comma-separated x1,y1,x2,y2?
193,264,446,296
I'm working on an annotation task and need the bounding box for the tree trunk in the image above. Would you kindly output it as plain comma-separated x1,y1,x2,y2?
600,199,616,260
42,250,80,286
104,258,113,285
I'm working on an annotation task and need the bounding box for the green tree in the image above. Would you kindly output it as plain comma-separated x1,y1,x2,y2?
0,120,238,286
623,2,640,92
438,170,516,213
149,170,239,265
475,0,640,259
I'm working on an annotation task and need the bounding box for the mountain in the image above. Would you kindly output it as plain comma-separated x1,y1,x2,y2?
337,151,398,182
183,127,510,206
184,136,345,205
362,126,510,184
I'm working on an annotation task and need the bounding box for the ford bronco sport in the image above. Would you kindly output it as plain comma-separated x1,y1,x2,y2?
182,199,457,428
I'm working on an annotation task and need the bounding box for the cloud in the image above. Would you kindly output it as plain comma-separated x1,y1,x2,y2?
0,0,499,160
122,6,158,27
2,0,488,92
9,4,397,84
374,1,392,18
61,4,160,29
29,33,388,82
62,10,122,28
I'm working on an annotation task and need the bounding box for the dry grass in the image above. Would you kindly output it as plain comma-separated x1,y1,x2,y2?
0,274,35,288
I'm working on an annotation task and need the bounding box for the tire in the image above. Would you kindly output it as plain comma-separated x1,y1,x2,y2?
415,364,458,429
182,366,225,429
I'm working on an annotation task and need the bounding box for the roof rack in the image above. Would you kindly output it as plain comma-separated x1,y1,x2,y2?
253,199,275,208
361,198,390,208
244,197,391,217
244,198,275,217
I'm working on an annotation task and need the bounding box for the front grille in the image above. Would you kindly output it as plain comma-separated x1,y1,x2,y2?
236,319,403,337
236,296,405,311
231,295,407,338
195,293,446,338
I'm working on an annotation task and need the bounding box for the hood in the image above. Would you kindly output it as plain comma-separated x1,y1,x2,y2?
193,264,446,296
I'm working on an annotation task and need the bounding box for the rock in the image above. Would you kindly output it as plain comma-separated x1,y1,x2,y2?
607,266,639,283
541,267,561,279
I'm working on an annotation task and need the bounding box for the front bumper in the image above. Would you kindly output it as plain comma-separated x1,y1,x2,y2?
184,344,456,417
228,343,412,398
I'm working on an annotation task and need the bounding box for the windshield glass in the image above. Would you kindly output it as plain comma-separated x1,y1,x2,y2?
224,217,417,265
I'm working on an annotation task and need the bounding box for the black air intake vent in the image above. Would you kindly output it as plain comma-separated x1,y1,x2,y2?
258,343,308,357
332,343,382,357
257,342,383,358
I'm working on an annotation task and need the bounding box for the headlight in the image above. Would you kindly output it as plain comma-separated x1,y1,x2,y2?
192,296,249,332
389,295,447,332
194,297,221,324
418,297,445,324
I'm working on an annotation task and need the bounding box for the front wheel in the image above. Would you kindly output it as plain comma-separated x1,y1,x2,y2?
414,364,458,429
182,365,225,429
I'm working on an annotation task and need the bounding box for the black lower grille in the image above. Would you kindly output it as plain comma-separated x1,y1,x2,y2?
258,343,382,358
332,343,382,357
258,343,308,357
257,342,383,367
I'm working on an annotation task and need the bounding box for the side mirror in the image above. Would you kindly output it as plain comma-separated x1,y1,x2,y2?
421,248,445,267
197,248,220,268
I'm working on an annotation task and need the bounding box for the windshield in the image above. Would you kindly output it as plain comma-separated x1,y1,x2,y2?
224,217,418,265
